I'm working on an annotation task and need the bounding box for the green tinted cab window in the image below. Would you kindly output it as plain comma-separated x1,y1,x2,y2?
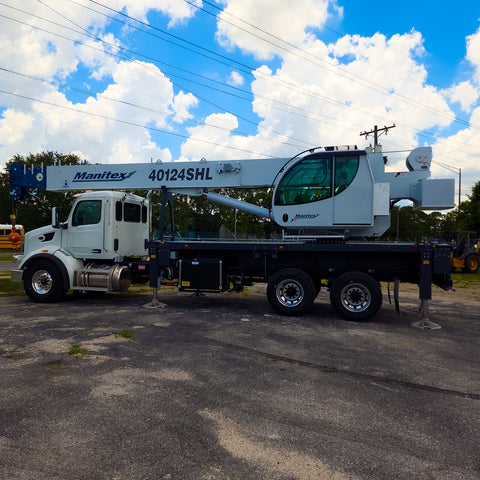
72,200,102,226
275,157,332,205
275,155,359,206
334,156,359,195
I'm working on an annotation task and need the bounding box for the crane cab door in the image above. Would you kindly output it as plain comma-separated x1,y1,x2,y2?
332,155,373,225
66,198,105,258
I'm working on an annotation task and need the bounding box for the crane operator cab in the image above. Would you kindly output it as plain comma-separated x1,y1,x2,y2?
271,147,391,237
270,145,453,238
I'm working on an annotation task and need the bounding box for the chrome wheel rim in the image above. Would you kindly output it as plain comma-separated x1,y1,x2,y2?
276,279,304,308
340,283,371,313
31,270,53,295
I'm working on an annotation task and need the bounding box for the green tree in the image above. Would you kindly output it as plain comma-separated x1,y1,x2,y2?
159,187,280,239
1,151,88,231
216,188,280,238
459,181,480,234
438,209,461,240
383,205,445,241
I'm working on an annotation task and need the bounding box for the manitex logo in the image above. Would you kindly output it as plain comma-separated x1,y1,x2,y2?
72,170,136,182
290,213,319,222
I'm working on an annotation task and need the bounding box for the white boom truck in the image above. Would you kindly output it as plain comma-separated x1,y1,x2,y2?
9,145,454,322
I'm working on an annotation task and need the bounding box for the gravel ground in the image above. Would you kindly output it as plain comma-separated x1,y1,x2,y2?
0,274,479,480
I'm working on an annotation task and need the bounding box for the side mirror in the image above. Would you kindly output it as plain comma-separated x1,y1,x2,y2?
51,207,60,228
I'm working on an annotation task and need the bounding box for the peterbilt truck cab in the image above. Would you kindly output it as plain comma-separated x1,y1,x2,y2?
13,191,149,302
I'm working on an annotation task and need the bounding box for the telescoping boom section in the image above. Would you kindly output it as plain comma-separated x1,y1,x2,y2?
9,145,454,237
9,145,455,323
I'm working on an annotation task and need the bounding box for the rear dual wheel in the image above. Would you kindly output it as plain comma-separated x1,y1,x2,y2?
267,269,382,321
267,268,317,315
330,272,382,321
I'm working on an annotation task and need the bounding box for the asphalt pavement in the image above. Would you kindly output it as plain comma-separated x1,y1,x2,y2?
0,282,479,480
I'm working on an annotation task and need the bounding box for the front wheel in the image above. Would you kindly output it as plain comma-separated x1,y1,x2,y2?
23,260,66,303
330,272,382,321
267,268,316,315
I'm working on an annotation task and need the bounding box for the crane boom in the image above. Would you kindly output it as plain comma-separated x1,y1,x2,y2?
9,157,286,193
9,145,454,237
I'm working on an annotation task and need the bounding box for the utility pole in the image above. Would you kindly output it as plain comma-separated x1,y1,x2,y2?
360,124,396,147
458,167,462,206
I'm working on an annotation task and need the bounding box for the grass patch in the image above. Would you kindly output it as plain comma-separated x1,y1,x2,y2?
121,285,152,295
115,329,135,340
451,272,480,289
0,276,25,297
68,344,89,357
0,249,19,261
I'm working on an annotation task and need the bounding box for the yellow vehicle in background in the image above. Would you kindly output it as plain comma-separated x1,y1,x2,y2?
0,224,24,250
451,231,480,273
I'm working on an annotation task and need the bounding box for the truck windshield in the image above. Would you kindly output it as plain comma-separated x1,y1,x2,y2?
274,155,359,206
72,200,102,226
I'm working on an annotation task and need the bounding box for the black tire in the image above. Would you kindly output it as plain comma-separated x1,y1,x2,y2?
330,272,382,321
23,260,66,303
267,268,316,315
463,254,479,273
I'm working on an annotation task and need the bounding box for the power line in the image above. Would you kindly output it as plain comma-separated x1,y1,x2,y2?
0,88,283,158
76,0,480,151
1,0,480,165
6,0,373,139
0,7,312,149
73,0,466,132
0,2,388,140
183,0,475,130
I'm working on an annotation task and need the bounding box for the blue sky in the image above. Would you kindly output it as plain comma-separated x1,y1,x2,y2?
337,2,476,83
1,0,480,202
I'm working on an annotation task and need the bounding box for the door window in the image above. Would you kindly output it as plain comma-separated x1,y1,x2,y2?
72,200,102,226
334,156,359,195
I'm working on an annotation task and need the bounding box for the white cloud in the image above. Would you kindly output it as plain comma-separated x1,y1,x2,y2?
180,112,259,161
227,71,244,86
445,81,479,113
77,33,122,81
0,0,201,166
0,110,34,145
428,27,480,199
466,26,480,84
241,30,454,162
0,60,198,164
171,91,199,123
117,0,202,27
215,0,331,60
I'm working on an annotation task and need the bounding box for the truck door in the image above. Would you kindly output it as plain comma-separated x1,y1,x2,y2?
332,155,373,225
66,199,104,258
